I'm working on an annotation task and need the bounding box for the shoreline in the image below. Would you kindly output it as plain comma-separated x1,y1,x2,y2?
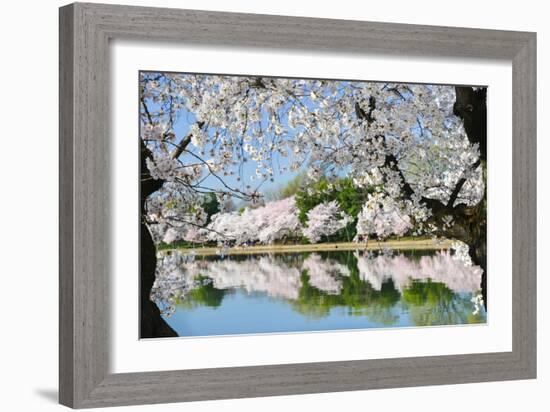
159,238,454,256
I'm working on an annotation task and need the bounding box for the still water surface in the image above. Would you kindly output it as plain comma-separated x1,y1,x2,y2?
151,249,486,337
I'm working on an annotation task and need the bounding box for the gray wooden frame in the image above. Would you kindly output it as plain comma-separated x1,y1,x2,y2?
59,2,536,408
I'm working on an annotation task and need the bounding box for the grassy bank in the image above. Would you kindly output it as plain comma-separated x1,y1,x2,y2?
159,238,453,256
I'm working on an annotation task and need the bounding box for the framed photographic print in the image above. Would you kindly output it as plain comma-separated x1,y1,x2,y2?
59,2,536,408
139,72,488,339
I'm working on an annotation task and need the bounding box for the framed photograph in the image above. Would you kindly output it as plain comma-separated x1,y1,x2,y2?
59,2,536,408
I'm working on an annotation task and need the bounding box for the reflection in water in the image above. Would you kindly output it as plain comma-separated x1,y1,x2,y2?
150,250,486,337
355,252,483,293
302,254,349,294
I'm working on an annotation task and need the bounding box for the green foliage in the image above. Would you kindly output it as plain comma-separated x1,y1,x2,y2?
466,312,486,324
177,275,226,308
278,172,307,199
401,279,482,326
264,172,307,201
295,177,371,223
294,177,373,240
201,192,220,224
402,279,454,306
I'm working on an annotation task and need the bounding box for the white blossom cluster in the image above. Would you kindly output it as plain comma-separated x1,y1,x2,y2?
471,294,485,316
205,196,301,245
145,153,204,184
302,200,352,243
355,193,412,240
450,240,473,266
400,118,484,207
146,182,208,244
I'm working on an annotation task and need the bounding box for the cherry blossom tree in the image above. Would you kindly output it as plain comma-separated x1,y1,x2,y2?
256,197,302,243
139,72,487,336
302,200,352,243
204,196,301,245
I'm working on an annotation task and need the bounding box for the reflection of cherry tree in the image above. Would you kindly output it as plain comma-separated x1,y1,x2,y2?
140,73,488,336
151,250,484,318
302,254,350,294
190,257,302,300
354,251,483,293
151,254,303,305
148,251,195,317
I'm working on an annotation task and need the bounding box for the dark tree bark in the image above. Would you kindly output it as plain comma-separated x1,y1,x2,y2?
454,87,487,161
453,86,487,308
140,139,177,338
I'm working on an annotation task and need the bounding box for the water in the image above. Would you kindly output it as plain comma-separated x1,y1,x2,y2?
151,249,486,337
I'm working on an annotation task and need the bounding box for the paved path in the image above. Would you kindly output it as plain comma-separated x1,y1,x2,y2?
163,238,454,256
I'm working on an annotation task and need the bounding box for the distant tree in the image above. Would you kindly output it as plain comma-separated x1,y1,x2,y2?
302,200,352,243
205,196,301,245
201,192,220,224
295,178,367,223
295,177,372,240
265,172,308,201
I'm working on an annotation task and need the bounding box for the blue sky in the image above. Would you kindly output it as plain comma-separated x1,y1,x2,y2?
172,105,306,199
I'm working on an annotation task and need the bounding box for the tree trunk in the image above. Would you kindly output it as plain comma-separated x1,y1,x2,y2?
439,199,487,309
454,86,488,309
140,140,177,338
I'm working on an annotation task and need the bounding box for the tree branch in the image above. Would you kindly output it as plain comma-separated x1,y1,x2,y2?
170,121,205,160
446,159,481,208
